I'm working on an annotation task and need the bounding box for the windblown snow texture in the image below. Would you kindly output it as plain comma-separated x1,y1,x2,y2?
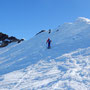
0,17,90,90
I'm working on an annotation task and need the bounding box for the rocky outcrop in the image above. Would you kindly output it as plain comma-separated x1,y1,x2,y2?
0,32,24,47
36,30,46,35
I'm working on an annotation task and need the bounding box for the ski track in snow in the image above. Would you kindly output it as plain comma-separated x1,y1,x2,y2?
0,47,90,90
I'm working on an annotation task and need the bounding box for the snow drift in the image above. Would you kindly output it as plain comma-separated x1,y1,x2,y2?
0,17,90,90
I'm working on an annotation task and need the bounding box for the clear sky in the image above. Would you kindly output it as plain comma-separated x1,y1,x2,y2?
0,0,90,40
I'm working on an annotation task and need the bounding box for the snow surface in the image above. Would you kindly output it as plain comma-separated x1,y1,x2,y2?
0,17,90,90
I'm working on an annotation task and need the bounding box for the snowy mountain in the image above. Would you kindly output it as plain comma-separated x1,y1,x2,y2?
0,17,90,90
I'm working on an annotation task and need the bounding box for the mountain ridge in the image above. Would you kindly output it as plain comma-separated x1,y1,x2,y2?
0,17,90,90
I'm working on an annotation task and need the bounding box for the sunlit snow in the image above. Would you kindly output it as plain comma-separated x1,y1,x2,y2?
0,17,90,90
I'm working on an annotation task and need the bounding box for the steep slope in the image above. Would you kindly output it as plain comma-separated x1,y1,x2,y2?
0,17,90,90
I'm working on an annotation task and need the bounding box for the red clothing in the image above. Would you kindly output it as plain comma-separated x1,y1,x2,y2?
47,39,49,43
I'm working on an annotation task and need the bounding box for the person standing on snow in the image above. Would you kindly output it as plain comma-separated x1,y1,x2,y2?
46,38,52,49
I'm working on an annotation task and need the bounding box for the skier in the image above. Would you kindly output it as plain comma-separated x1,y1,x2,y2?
46,38,52,49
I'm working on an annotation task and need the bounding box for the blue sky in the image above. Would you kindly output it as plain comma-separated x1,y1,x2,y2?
0,0,90,40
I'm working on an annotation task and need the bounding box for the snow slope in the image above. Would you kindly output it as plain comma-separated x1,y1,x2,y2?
0,17,90,90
